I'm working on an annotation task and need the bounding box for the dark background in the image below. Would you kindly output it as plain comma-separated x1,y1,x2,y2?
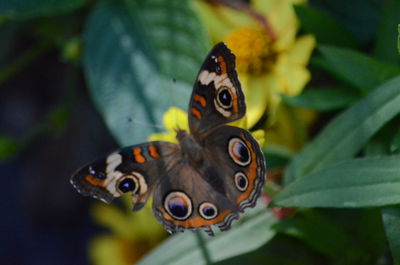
0,27,118,264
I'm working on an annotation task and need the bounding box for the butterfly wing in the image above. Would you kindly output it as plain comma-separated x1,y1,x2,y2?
188,42,246,137
70,141,178,211
151,126,265,236
202,125,266,212
151,160,240,236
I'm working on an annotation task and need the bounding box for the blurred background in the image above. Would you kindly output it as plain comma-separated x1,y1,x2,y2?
1,0,400,265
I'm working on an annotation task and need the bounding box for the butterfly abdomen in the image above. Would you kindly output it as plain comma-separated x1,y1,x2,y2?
176,130,204,164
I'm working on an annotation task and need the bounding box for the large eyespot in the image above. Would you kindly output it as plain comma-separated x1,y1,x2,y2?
117,176,139,194
234,172,249,191
216,87,233,109
199,202,218,220
228,137,251,166
164,191,192,220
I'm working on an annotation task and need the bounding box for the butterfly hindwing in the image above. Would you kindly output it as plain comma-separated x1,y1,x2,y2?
151,160,240,236
70,141,178,211
202,125,266,212
189,42,246,138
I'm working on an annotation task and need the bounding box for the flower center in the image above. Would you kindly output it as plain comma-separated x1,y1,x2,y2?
226,26,276,74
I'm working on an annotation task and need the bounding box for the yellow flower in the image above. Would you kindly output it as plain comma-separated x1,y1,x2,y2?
89,196,166,265
194,0,316,128
149,107,265,146
148,107,188,143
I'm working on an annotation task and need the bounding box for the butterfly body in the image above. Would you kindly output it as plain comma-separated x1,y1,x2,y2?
71,43,266,236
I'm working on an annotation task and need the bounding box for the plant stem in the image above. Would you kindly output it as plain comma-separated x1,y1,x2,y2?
0,41,51,86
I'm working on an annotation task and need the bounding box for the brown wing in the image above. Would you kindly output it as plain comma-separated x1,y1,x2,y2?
70,141,178,211
152,159,240,236
202,125,266,212
188,42,246,138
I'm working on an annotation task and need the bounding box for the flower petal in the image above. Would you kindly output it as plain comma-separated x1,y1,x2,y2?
240,73,269,127
252,0,299,50
286,34,316,65
193,0,252,42
162,107,188,132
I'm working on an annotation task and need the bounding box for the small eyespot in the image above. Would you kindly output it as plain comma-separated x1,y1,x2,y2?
234,172,249,191
164,191,192,220
216,64,222,74
199,202,218,220
211,55,221,74
117,176,138,194
95,172,106,180
216,87,233,109
228,137,251,166
88,166,106,180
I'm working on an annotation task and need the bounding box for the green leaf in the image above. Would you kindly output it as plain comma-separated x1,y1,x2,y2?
0,0,86,19
276,156,400,208
137,205,277,265
294,5,358,48
391,129,400,153
382,206,400,264
317,45,400,94
274,210,360,262
365,120,400,156
311,0,381,44
84,0,209,146
284,76,400,183
373,0,400,64
281,87,359,112
398,24,400,55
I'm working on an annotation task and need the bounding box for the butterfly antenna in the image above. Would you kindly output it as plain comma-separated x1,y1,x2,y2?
126,117,164,131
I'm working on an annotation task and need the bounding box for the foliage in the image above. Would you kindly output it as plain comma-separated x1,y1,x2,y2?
1,0,400,264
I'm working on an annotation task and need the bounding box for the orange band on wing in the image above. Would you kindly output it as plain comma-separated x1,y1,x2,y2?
148,145,160,158
193,94,207,107
231,93,238,113
190,107,202,120
236,135,258,204
85,174,105,186
133,147,146,163
159,207,232,228
217,56,227,75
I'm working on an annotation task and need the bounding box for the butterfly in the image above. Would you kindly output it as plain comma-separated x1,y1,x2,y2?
70,43,266,236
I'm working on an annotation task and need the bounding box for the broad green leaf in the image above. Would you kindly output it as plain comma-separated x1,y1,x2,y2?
84,0,209,145
382,206,400,264
276,156,400,208
373,0,400,64
317,45,400,94
294,5,358,48
137,204,277,265
281,87,359,112
274,210,360,262
284,76,400,182
0,0,86,19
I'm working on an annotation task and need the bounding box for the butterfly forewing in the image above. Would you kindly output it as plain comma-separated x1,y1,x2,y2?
188,43,246,138
70,141,178,210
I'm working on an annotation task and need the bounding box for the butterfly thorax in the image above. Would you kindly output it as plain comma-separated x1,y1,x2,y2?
176,129,203,164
